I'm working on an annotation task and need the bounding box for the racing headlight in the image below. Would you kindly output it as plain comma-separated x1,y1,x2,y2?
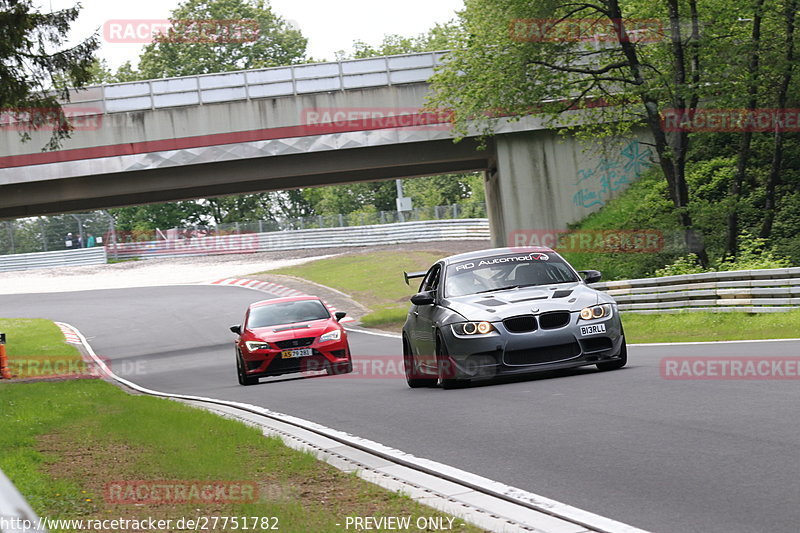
579,304,613,321
319,329,342,343
452,321,495,336
245,341,271,351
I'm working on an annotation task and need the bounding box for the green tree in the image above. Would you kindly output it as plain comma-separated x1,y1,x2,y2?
427,0,786,265
97,0,312,228
341,21,463,59
0,0,99,150
110,202,208,233
138,0,307,78
320,21,476,217
403,173,481,207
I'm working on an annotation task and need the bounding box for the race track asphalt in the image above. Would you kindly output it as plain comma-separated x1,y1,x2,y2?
2,284,799,533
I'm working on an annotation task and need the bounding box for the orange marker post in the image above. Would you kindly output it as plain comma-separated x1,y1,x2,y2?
0,333,10,379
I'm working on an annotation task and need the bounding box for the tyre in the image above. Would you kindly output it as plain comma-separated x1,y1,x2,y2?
236,353,258,385
404,336,437,388
436,331,466,389
597,330,627,371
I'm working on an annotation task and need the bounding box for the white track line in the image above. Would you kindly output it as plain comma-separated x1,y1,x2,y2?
60,322,650,533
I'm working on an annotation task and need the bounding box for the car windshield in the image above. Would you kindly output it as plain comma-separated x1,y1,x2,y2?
248,300,330,328
444,252,579,297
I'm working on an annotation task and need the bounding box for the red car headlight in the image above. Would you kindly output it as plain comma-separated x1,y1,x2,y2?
319,329,342,343
245,341,271,351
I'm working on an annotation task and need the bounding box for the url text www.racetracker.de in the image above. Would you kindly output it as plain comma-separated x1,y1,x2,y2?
1,515,462,531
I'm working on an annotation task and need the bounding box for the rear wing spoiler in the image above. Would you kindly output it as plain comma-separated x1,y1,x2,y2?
403,270,427,286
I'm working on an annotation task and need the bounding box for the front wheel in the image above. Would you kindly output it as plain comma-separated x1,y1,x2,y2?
597,332,627,372
236,353,258,385
404,336,436,388
436,331,467,389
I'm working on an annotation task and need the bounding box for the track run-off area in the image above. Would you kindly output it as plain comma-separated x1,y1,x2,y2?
2,282,799,533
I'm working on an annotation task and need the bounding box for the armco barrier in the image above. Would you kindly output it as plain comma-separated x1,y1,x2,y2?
110,219,491,259
592,267,800,313
0,468,46,532
0,247,107,273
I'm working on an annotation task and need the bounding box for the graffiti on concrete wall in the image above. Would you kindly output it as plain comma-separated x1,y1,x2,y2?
572,141,654,209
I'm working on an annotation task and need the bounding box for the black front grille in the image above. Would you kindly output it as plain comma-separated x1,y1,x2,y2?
263,352,326,374
539,311,571,329
503,315,538,333
274,337,316,349
581,337,613,352
504,341,581,366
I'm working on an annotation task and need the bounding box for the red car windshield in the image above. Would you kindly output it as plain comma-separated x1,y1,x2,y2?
248,300,330,328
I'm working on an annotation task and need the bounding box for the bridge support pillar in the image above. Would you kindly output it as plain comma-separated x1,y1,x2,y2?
486,130,654,247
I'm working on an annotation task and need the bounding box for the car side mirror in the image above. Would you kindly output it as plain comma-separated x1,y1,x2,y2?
578,270,602,284
410,291,435,305
335,311,347,321
230,324,242,334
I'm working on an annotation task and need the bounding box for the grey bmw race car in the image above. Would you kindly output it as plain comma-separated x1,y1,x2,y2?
402,247,626,389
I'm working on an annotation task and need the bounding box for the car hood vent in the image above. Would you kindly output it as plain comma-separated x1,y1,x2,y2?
552,290,573,298
509,295,549,303
475,299,507,306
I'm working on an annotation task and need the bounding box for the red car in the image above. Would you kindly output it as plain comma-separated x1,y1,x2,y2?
230,296,353,385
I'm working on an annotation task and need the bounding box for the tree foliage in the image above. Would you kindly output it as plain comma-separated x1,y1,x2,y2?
138,0,307,78
427,0,800,263
0,0,99,149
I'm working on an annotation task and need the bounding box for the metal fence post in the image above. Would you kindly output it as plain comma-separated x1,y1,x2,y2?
39,218,48,252
6,222,15,255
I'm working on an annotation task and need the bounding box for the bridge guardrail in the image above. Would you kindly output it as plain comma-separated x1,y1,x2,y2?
592,268,800,313
59,51,447,116
110,219,491,260
0,468,46,532
0,247,107,273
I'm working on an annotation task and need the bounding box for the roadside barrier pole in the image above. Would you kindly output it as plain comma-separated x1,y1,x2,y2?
0,333,10,379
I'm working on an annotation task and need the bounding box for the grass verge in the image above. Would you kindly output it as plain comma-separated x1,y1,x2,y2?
0,318,83,379
621,310,800,344
0,320,479,532
265,251,440,331
263,251,800,342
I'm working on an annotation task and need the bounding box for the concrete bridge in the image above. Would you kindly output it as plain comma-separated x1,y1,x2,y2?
0,51,653,245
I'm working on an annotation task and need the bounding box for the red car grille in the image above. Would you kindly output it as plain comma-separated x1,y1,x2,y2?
274,337,316,349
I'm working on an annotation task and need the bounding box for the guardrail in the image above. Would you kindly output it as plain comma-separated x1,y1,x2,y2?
592,267,800,313
0,468,46,532
110,219,491,260
58,51,446,116
0,247,107,273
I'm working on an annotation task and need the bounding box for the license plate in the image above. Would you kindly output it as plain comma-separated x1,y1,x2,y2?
281,348,313,359
580,323,606,336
